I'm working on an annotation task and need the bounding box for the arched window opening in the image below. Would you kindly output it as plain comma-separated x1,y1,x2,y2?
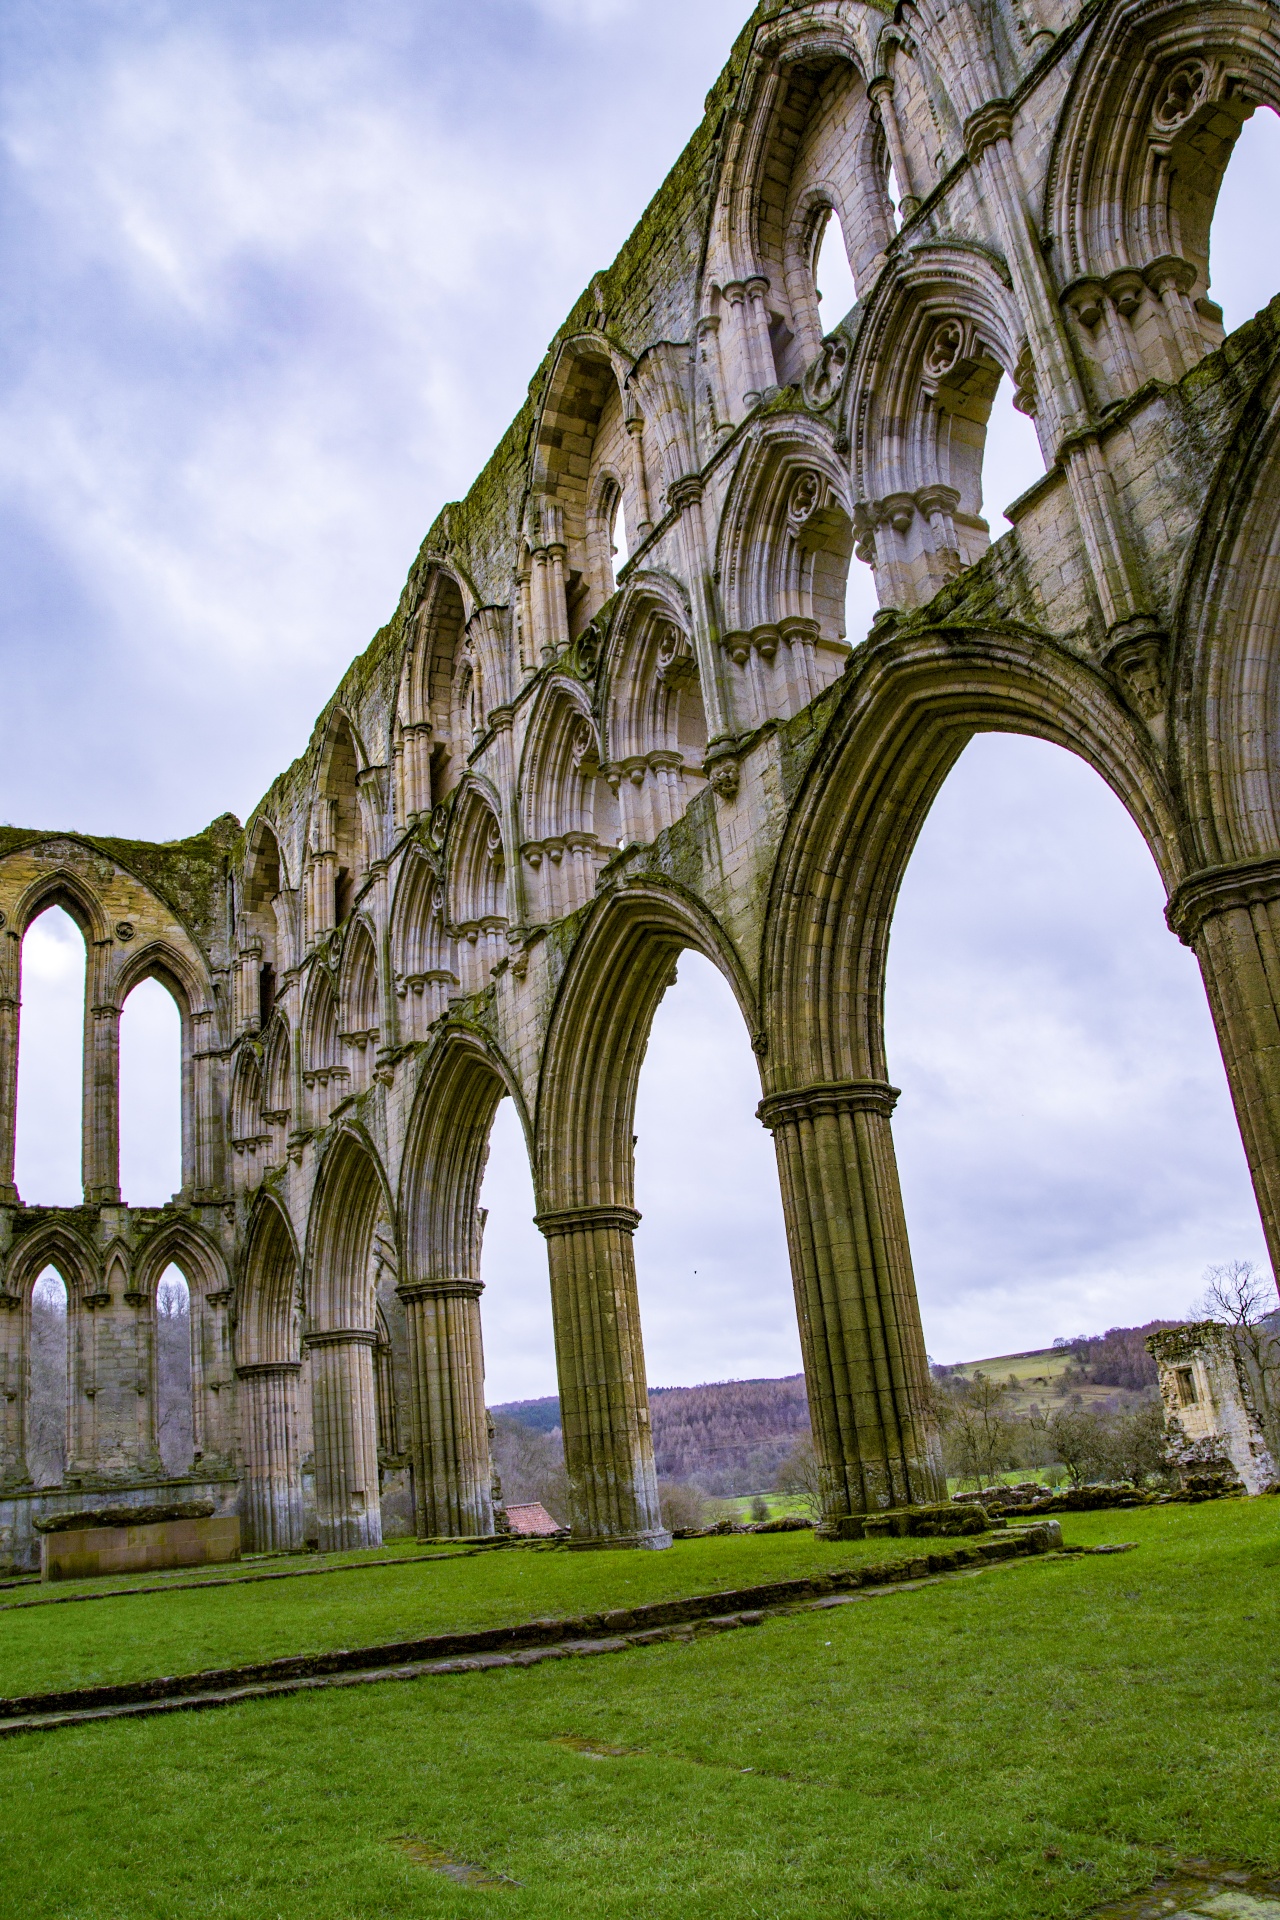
119,979,182,1206
155,1264,195,1477
610,484,629,575
477,1097,564,1522
814,206,858,339
27,1267,67,1488
15,907,84,1205
844,548,880,652
632,952,798,1507
980,376,1048,533
1207,106,1280,334
479,1102,556,1358
373,1304,399,1460
885,735,1266,1364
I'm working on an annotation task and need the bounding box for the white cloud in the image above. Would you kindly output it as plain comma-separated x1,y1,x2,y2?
2,0,1274,1398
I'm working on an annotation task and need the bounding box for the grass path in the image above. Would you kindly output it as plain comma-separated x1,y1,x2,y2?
0,1529,932,1699
0,1501,1275,1918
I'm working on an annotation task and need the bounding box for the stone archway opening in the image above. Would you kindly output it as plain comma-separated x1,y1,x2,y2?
631,947,797,1519
27,1265,68,1489
884,731,1266,1365
14,906,84,1206
154,1263,194,1477
119,978,182,1206
1208,105,1280,332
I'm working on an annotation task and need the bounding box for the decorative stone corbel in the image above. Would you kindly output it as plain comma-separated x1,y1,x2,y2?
1102,617,1168,743
704,745,741,800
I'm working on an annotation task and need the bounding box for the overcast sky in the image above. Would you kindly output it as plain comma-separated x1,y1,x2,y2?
5,3,1279,1401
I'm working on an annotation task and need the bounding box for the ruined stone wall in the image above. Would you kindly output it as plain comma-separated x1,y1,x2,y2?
2,0,1280,1566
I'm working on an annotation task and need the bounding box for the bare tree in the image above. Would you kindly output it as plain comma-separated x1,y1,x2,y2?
27,1270,67,1488
775,1437,825,1520
1194,1259,1280,1443
938,1372,1017,1490
489,1415,570,1526
155,1270,195,1477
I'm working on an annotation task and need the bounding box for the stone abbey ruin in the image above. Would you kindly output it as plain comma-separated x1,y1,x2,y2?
2,0,1278,1569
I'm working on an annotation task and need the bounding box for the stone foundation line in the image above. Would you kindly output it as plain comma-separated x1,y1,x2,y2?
0,1526,1079,1738
0,1541,514,1613
2,0,1279,1561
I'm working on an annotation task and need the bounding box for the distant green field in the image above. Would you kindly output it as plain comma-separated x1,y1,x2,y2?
1,1499,1276,1918
943,1343,1146,1416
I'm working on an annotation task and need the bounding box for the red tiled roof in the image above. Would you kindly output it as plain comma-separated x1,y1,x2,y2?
503,1502,563,1536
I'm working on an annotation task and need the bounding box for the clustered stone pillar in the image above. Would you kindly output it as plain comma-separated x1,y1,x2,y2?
305,1329,382,1552
759,1080,945,1527
0,923,19,1205
1168,859,1280,1284
236,1361,305,1552
397,1278,493,1539
536,1204,669,1547
82,994,120,1205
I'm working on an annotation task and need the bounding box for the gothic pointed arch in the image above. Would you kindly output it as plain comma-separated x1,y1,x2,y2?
338,916,380,1088
236,1193,305,1551
716,419,855,724
845,243,1030,609
230,1043,266,1165
10,862,111,947
399,567,473,811
389,843,455,1036
238,1195,302,1369
1172,353,1280,869
536,879,756,1211
1046,0,1280,398
301,963,344,1124
305,710,368,938
445,781,509,992
304,1126,389,1548
702,18,893,409
530,334,636,641
238,817,290,1021
134,1218,234,1469
518,677,618,922
760,624,1179,1096
262,1015,292,1135
306,1127,391,1335
603,574,707,844
1,1221,98,1485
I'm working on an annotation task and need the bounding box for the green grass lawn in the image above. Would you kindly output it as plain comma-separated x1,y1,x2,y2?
1,1499,1276,1919
0,1529,932,1700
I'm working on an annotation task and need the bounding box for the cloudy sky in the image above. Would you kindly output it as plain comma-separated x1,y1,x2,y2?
5,2,1279,1400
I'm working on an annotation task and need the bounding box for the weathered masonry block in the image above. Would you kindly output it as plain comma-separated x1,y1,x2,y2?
2,0,1280,1566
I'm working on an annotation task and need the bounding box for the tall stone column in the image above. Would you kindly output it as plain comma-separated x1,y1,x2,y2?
397,1278,493,1539
236,1361,305,1551
758,1081,945,1526
1168,860,1280,1287
82,997,120,1205
305,1329,382,1552
0,925,19,1204
535,1204,669,1548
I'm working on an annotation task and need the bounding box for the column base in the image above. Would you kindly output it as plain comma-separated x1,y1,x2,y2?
564,1527,673,1552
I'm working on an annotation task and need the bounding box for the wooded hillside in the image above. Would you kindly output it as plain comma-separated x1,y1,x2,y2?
492,1375,812,1495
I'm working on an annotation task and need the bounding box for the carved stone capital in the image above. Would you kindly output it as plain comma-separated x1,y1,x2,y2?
534,1204,642,1239
757,1079,902,1130
1165,857,1280,948
1061,277,1107,329
303,1327,379,1349
236,1361,303,1379
963,98,1014,162
667,473,705,513
396,1278,485,1304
